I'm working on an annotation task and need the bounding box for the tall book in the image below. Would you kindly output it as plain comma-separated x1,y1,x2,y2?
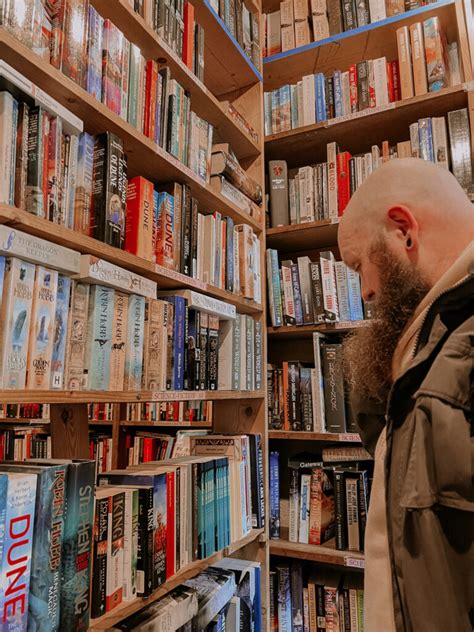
125,295,146,391
322,343,346,433
268,161,288,228
64,281,90,391
109,291,129,391
125,176,155,262
84,285,114,391
447,108,472,192
50,274,71,389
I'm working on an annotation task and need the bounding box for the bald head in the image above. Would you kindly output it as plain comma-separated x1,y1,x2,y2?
338,158,474,299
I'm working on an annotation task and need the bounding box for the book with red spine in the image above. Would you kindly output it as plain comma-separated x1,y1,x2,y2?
102,19,125,115
143,60,158,140
337,151,351,215
389,60,401,101
125,176,155,261
41,111,50,217
166,470,176,579
143,437,154,462
183,2,195,70
348,65,358,113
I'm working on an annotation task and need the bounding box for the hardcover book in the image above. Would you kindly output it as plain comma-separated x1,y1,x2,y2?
26,266,59,389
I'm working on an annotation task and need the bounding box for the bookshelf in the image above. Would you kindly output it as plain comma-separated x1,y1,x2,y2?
263,0,474,623
0,1,268,630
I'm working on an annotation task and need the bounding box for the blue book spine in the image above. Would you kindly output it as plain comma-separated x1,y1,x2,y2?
254,564,262,632
87,285,114,390
290,263,304,326
418,118,434,162
206,461,216,558
86,6,103,101
333,70,343,118
269,249,283,327
290,84,299,129
59,461,95,631
9,100,18,205
225,217,234,292
50,275,71,389
0,257,6,310
269,452,280,539
197,463,205,559
335,262,351,322
347,268,364,321
214,460,221,552
166,296,185,390
0,473,37,632
0,477,9,627
213,212,222,287
125,294,145,391
315,73,327,123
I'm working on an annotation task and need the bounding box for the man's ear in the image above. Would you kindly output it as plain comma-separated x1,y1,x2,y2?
386,205,419,251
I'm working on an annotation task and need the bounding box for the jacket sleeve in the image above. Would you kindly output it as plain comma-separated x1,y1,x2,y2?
348,389,387,457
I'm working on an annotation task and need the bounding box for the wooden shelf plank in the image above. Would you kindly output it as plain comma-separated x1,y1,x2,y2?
0,205,263,315
266,218,339,250
194,1,262,96
0,390,264,405
263,0,456,89
119,420,213,428
89,528,265,631
0,31,262,233
268,321,370,339
264,85,469,166
269,431,361,441
89,0,261,159
269,538,365,568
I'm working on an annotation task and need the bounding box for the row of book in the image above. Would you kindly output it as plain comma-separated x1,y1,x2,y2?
264,17,459,135
0,423,51,460
271,562,365,632
268,107,473,228
268,334,356,433
208,0,262,71
124,399,214,422
267,250,366,328
111,557,262,631
269,449,373,551
264,0,440,56
90,431,114,475
0,252,263,392
96,432,264,617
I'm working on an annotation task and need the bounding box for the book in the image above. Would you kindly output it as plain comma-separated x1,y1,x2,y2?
396,26,414,99
109,291,129,391
308,466,335,545
423,16,449,92
320,251,339,322
211,150,262,204
124,294,145,391
125,177,155,262
84,285,114,391
269,451,280,539
0,258,36,389
26,266,58,389
64,281,89,391
76,255,157,298
410,22,428,96
322,343,346,432
447,108,472,193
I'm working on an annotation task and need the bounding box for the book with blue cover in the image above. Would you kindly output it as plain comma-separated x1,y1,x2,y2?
315,73,327,123
333,70,343,119
418,118,435,162
125,294,145,391
276,564,292,632
163,296,186,390
0,462,66,632
50,274,71,389
347,268,364,321
84,284,114,390
0,471,37,632
269,451,280,539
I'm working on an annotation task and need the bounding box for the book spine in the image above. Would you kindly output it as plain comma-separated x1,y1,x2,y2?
320,252,339,321
418,118,434,162
266,249,284,327
410,22,428,96
84,285,114,391
91,495,109,618
297,258,314,325
396,26,414,99
277,565,292,629
269,451,280,539
345,475,360,551
322,343,346,432
327,142,338,218
334,470,348,550
60,462,95,630
288,468,300,542
447,108,472,192
124,294,145,391
26,106,45,218
288,361,302,430
423,16,449,92
342,0,357,30
290,562,304,632
298,473,311,544
347,268,364,320
136,488,154,597
334,262,351,322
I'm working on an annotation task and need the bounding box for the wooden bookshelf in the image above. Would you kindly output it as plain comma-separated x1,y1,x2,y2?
89,528,265,631
264,84,471,164
269,538,365,568
0,31,262,233
119,420,213,428
268,431,361,442
263,0,470,88
0,205,262,315
266,218,340,250
88,0,261,159
268,321,369,339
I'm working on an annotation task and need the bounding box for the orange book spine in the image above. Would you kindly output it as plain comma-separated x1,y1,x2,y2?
183,2,195,70
282,361,290,430
396,26,414,99
125,176,154,261
143,60,158,139
410,22,428,96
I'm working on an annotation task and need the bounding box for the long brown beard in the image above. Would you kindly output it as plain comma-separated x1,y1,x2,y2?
343,242,430,403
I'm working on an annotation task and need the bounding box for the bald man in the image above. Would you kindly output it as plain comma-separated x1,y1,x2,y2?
338,158,474,631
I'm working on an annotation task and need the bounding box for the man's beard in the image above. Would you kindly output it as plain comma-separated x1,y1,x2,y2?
342,241,430,403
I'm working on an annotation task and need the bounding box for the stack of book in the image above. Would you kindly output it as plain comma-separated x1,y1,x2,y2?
0,459,96,631
270,449,373,552
264,17,460,133
208,0,262,71
271,562,365,632
267,250,366,328
264,0,448,55
95,433,264,615
0,240,263,392
89,430,114,477
89,402,115,421
268,333,357,433
0,402,48,419
124,399,214,422
0,423,51,459
110,557,262,631
267,107,473,227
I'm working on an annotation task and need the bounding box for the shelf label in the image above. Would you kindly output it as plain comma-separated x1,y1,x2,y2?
327,102,395,126
155,265,207,290
339,433,362,442
150,391,206,402
344,556,365,569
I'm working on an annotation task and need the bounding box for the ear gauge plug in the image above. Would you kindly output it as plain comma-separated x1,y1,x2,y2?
407,238,412,248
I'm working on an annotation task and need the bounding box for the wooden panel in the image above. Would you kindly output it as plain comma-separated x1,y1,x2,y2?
263,1,457,89
266,219,339,250
194,1,262,96
269,431,362,442
268,320,370,339
0,204,263,314
50,404,89,459
89,0,260,160
213,397,266,434
264,86,469,166
89,528,265,630
0,32,261,232
119,420,213,428
270,537,365,567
